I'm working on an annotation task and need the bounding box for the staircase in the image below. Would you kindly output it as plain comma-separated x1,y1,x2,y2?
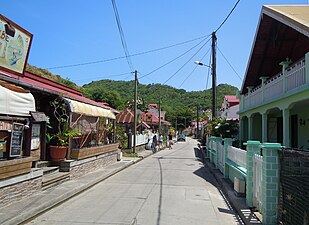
37,161,70,190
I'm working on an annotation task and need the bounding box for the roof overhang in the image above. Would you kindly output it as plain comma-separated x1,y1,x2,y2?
241,5,309,94
64,98,116,119
0,84,35,116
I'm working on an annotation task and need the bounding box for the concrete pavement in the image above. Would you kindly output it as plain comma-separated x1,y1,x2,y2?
0,138,248,225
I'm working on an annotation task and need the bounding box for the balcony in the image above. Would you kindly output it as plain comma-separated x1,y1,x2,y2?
241,57,307,111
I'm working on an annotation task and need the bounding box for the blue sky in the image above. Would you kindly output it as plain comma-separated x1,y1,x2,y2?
1,0,308,91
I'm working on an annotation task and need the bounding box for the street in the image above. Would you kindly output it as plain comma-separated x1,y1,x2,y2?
27,138,241,225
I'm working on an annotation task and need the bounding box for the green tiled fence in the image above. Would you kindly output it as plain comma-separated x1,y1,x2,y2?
206,136,281,225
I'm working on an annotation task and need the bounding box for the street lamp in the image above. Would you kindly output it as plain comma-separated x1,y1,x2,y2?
194,61,211,68
195,59,216,119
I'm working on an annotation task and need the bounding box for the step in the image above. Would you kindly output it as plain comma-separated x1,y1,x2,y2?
43,166,59,175
42,172,70,190
36,161,52,168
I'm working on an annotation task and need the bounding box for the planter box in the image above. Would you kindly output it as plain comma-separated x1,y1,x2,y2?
0,157,34,180
71,143,119,160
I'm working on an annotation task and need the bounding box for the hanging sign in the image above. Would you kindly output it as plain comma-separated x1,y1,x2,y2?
10,122,24,157
0,14,33,75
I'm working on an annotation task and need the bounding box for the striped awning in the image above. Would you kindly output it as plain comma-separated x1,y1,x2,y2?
116,108,134,123
64,98,115,119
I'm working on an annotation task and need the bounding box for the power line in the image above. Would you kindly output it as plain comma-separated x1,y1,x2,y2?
111,0,134,71
215,0,241,33
217,46,242,81
163,37,212,85
72,72,131,83
206,53,212,90
45,34,210,70
179,47,211,88
140,35,211,79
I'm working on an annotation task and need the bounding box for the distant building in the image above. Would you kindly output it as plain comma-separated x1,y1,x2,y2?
220,95,239,120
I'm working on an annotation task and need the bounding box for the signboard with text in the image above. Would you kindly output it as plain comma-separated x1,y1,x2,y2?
0,14,33,75
9,122,24,157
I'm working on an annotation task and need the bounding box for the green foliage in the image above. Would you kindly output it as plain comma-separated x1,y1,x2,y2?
205,118,239,138
48,97,80,146
83,80,239,126
114,125,128,150
26,64,82,91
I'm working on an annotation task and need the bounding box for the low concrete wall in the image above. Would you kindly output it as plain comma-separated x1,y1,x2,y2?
0,168,43,207
60,150,118,179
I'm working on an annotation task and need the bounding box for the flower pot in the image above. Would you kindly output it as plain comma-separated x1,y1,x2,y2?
49,145,68,161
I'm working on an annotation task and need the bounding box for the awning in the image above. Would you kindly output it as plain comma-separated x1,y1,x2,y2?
0,85,35,116
64,98,116,119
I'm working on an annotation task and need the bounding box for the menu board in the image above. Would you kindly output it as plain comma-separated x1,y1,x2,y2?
10,122,24,157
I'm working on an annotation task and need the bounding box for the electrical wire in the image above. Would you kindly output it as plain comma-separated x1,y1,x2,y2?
215,0,241,33
139,35,211,79
179,47,211,88
45,34,210,70
206,53,212,90
111,0,134,72
217,46,242,81
72,72,131,83
163,37,212,85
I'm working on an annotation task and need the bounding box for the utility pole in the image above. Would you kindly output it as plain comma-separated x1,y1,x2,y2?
211,32,217,119
133,70,138,153
158,98,161,133
196,105,199,139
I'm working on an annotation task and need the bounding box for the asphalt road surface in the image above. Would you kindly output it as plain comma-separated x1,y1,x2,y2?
27,138,241,225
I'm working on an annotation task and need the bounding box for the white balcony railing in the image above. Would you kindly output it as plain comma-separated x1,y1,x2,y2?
242,57,307,111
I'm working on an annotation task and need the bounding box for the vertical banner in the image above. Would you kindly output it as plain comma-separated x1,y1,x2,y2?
0,14,33,75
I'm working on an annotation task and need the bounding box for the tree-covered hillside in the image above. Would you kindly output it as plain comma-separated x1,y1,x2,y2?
25,64,239,126
83,80,239,124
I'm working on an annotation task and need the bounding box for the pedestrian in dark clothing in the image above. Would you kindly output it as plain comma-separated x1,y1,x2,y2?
168,133,173,149
152,135,157,152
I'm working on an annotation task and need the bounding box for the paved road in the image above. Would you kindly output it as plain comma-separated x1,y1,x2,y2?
27,138,241,225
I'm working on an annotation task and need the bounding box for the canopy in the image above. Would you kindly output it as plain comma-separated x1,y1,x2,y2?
64,98,116,119
0,85,35,116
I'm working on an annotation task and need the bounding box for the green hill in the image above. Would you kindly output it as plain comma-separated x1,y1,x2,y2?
25,64,239,125
83,80,239,124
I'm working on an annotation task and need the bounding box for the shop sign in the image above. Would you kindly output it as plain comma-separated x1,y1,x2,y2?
0,14,33,75
10,122,24,157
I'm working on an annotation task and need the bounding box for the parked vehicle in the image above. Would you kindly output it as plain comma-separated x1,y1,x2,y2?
177,133,186,142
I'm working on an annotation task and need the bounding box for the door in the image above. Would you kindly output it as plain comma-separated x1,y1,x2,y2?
291,115,298,148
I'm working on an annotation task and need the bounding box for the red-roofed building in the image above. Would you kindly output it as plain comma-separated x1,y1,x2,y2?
220,95,239,120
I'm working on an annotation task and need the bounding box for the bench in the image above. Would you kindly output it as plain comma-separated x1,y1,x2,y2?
225,159,247,178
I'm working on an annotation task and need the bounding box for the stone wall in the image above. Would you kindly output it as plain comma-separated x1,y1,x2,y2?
0,169,43,207
61,150,118,179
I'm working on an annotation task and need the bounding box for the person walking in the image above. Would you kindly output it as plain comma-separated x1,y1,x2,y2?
152,134,157,152
168,133,173,149
159,133,163,150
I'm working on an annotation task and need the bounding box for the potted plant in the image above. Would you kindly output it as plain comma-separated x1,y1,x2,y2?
48,97,79,161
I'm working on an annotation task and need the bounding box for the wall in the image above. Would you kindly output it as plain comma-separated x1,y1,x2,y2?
298,110,309,149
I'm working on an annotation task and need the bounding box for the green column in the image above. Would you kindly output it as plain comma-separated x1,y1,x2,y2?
260,143,281,225
223,138,233,178
215,137,222,169
248,115,253,140
261,112,268,143
282,108,290,147
245,140,261,207
209,136,216,164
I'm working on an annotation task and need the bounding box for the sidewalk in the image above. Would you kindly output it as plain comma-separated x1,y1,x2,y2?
0,150,153,225
198,146,262,225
